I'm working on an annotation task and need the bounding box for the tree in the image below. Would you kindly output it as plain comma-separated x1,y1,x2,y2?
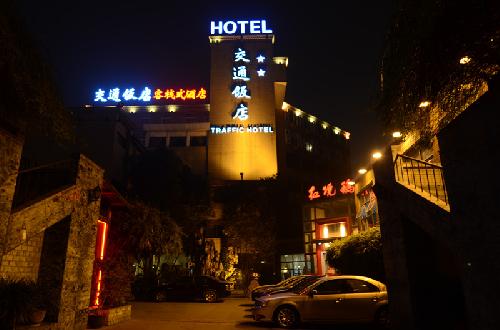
0,1,74,144
103,201,183,302
217,180,278,288
326,226,385,281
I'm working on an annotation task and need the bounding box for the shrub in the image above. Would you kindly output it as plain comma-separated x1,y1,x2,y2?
326,227,385,281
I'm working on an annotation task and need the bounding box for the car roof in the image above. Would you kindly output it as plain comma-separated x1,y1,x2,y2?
317,275,387,290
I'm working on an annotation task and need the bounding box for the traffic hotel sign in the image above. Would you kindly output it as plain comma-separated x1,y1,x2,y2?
210,124,274,134
210,20,273,35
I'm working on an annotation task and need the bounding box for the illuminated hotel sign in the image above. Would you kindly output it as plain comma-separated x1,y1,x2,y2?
308,180,355,201
210,20,272,35
93,87,207,103
209,35,273,135
210,124,274,134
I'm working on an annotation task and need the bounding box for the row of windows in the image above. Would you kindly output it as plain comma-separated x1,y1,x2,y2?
148,136,207,148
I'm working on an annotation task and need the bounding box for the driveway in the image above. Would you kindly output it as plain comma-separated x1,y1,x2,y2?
103,297,376,330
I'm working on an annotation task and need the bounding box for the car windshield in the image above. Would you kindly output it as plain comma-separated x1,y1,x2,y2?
278,276,302,287
291,276,322,294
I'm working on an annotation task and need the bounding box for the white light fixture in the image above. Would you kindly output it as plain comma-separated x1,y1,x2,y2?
348,181,355,186
167,105,178,113
419,101,431,108
372,152,382,159
392,131,402,138
358,168,367,174
459,56,471,64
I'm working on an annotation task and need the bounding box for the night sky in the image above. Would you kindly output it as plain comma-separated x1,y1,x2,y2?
15,0,395,172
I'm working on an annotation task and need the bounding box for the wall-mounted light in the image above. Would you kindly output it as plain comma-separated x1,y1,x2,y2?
21,223,27,241
392,131,402,138
372,152,382,159
419,101,431,108
88,185,102,203
358,168,367,174
459,56,471,64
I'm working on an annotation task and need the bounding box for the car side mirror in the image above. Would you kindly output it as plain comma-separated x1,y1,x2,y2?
308,289,317,297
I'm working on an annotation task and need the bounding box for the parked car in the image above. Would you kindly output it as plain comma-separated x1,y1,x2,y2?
253,275,389,328
251,275,322,301
154,275,231,303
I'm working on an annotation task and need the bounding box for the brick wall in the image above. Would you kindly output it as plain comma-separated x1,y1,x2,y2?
0,232,43,280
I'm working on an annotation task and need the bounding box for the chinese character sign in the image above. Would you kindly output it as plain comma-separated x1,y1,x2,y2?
307,179,354,200
93,86,207,103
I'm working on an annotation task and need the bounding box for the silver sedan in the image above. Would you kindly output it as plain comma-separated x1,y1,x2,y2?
252,275,389,328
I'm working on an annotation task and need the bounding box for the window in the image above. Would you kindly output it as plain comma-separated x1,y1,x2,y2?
190,136,207,147
314,279,350,295
169,136,187,147
148,136,166,148
346,279,379,293
322,222,347,238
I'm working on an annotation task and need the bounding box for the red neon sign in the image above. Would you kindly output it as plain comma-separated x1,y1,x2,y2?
308,179,354,200
92,220,109,307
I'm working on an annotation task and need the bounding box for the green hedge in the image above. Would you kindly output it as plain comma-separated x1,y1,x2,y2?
326,227,385,282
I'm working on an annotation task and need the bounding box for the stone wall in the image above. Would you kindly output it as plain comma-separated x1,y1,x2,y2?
0,127,105,330
103,305,132,326
0,128,23,268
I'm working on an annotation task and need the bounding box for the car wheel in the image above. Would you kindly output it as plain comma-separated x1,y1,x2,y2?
274,305,299,328
155,291,166,302
203,289,218,303
375,306,390,329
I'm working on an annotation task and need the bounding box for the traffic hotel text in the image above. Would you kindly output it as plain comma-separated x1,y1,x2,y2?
210,124,274,134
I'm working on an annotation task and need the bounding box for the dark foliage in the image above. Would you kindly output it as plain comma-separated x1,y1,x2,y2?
326,227,385,282
376,0,500,137
0,1,74,144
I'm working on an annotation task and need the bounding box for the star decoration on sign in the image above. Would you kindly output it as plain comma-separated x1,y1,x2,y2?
257,69,266,77
256,54,266,63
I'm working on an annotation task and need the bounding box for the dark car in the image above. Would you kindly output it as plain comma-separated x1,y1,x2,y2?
251,275,322,301
154,275,231,303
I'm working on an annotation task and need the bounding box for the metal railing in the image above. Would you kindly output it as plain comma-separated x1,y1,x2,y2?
12,158,78,209
394,154,449,207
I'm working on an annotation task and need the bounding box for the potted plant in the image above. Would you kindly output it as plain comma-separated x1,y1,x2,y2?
0,278,46,328
27,281,47,326
87,307,106,329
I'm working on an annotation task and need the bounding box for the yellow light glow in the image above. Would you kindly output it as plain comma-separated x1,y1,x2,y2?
324,243,330,248
392,131,402,138
128,106,137,113
358,168,367,174
294,109,302,117
323,225,329,239
281,102,290,111
273,57,289,67
333,127,340,135
308,116,316,123
372,152,382,159
167,105,178,113
340,223,346,237
148,106,157,113
344,132,350,140
459,56,471,64
348,181,355,186
321,122,329,129
419,101,431,108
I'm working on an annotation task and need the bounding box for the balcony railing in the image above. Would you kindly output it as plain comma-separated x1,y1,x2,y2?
394,154,449,209
12,158,78,209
